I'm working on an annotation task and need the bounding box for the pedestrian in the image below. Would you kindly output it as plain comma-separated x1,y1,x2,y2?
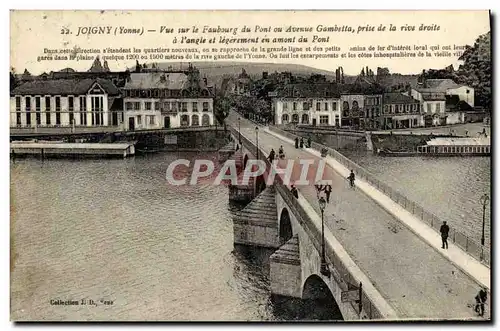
300,138,304,148
268,149,276,163
307,137,312,148
475,287,487,316
290,185,299,199
440,221,449,249
294,137,299,149
324,184,332,203
347,170,355,189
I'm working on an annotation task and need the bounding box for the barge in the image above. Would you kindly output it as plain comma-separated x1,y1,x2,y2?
10,141,136,158
416,137,490,156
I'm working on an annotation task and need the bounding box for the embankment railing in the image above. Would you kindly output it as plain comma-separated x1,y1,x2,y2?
268,125,491,267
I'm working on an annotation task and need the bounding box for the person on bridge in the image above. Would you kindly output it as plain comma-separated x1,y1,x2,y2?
268,149,276,163
294,137,299,149
347,170,355,189
475,287,488,316
290,185,299,199
307,137,312,148
278,145,285,159
440,221,450,249
324,184,332,203
300,138,304,148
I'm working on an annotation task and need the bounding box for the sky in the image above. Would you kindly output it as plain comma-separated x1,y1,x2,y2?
10,10,490,76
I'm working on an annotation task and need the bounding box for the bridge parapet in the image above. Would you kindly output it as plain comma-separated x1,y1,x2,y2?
228,122,389,320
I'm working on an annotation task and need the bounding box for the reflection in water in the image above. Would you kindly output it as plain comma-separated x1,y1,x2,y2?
343,151,491,247
11,152,342,321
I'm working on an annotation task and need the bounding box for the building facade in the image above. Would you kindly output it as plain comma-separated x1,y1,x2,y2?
411,89,447,126
10,78,121,128
122,71,214,130
382,92,423,129
273,84,341,127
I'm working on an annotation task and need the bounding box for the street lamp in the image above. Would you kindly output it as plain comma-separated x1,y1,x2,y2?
480,194,489,259
255,126,259,160
318,196,330,277
238,117,242,144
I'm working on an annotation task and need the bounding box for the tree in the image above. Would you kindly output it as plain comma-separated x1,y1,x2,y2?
10,67,18,91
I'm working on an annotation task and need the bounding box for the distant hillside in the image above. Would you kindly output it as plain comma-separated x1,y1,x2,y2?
139,61,342,87
132,61,420,89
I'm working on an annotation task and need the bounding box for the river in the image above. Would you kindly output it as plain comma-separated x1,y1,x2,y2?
341,151,491,249
10,152,340,321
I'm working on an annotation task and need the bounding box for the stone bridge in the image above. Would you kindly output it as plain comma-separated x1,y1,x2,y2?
225,126,396,321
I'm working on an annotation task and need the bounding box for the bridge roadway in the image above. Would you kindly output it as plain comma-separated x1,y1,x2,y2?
228,112,486,320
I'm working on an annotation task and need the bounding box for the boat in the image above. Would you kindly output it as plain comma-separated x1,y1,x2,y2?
416,136,490,156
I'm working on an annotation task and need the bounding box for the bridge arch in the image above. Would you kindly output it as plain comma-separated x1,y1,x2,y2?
302,274,344,320
279,208,293,245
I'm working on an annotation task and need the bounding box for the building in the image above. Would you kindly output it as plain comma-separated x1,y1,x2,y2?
411,78,473,126
272,83,341,126
10,78,121,128
341,77,384,129
225,69,252,96
122,68,214,130
382,92,423,129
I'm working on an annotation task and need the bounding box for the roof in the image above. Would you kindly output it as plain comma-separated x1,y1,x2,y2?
276,83,341,98
446,95,474,112
11,78,121,96
415,79,465,92
426,137,490,146
383,92,419,104
123,72,189,90
342,77,385,95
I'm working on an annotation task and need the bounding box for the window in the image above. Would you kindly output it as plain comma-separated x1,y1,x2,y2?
15,97,21,111
436,103,441,113
55,96,61,126
352,101,359,110
282,114,289,123
134,102,140,110
16,112,21,125
182,102,188,112
395,105,399,113
283,102,288,110
332,102,337,111
319,115,329,125
68,96,74,125
148,115,155,125
324,103,328,111
192,114,199,126
342,101,350,117
155,102,160,111
80,96,87,126
293,102,297,111
35,97,41,125
25,97,31,125
154,89,159,98
126,102,133,110
137,115,142,125
303,102,309,111
292,114,299,122
145,102,152,110
406,104,410,113
192,102,198,112
384,105,389,114
202,102,209,112
316,102,321,111
427,103,432,113
45,97,51,125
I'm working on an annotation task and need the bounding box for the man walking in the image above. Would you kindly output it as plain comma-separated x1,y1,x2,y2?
440,221,449,249
347,170,355,189
294,137,299,149
475,287,488,317
324,184,332,203
290,185,299,199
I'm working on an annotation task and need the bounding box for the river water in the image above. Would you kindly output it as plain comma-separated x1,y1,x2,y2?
10,152,339,321
341,151,491,248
